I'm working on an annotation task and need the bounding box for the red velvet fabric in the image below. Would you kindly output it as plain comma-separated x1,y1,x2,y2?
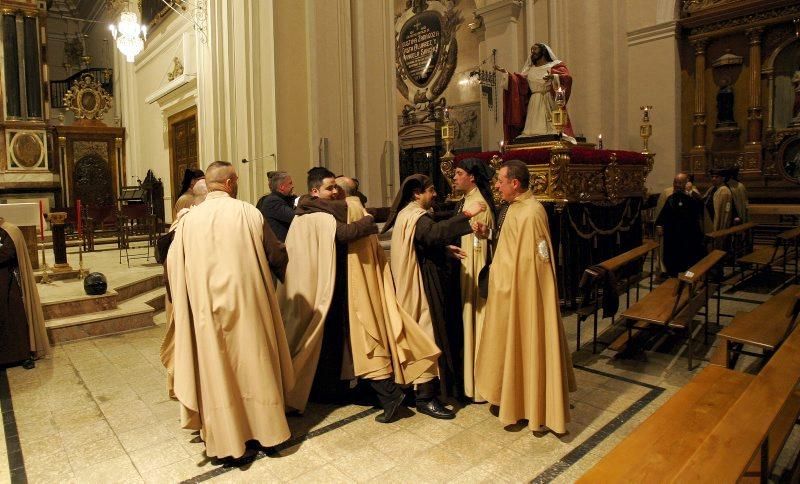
502,73,530,142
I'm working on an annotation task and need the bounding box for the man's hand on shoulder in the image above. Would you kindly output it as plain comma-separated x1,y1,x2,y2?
463,202,486,218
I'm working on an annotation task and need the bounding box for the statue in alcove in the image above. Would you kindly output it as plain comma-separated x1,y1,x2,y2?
716,78,735,127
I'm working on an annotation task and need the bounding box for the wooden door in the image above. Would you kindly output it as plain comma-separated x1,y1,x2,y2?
168,106,199,203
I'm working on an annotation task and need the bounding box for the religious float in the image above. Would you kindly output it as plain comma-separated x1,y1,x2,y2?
439,107,656,306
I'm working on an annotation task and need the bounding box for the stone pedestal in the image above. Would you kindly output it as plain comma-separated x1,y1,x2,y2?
47,212,72,272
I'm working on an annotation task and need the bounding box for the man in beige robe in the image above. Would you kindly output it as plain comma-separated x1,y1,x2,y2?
161,178,209,397
280,170,444,422
0,218,50,368
338,176,445,419
166,161,295,459
452,159,496,402
703,168,734,232
384,174,486,414
475,160,576,435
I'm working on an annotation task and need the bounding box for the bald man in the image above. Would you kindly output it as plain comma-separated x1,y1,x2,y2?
655,173,706,277
167,161,294,459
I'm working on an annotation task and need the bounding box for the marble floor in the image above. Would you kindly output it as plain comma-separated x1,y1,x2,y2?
2,251,799,483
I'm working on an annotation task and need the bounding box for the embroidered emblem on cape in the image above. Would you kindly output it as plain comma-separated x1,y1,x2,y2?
537,239,550,262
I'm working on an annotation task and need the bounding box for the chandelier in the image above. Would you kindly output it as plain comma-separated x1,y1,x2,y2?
109,7,147,63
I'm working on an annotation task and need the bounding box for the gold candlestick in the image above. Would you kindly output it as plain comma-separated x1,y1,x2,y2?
40,243,51,284
640,105,653,154
78,244,88,279
552,87,569,146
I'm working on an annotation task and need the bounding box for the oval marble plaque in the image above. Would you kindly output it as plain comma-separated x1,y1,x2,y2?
399,11,443,88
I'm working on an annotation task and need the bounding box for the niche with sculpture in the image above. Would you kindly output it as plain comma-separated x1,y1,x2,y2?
711,49,743,145
767,36,800,185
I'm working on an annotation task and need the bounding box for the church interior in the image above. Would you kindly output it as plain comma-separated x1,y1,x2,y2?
1,0,800,482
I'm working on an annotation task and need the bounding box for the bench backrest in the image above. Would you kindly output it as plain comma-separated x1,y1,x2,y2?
777,226,800,242
598,240,659,273
673,323,800,482
705,221,756,241
678,249,726,287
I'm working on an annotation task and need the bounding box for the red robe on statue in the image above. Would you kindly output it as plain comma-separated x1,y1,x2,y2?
502,62,574,142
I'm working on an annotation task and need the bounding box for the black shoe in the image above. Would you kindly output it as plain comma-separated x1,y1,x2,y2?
416,398,455,420
375,390,405,423
22,358,35,370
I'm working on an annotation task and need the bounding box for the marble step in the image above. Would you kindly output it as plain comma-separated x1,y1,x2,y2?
46,288,164,344
116,273,164,301
41,289,120,320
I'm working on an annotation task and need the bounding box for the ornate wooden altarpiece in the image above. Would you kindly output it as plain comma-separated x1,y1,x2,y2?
679,0,800,202
55,74,125,209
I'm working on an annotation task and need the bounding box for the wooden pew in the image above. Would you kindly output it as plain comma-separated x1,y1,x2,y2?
673,325,800,483
705,221,756,276
714,285,800,370
619,250,726,370
576,240,659,353
737,226,800,287
578,365,754,482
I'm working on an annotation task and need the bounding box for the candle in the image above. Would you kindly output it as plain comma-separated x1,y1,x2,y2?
76,199,82,235
39,200,44,241
597,134,603,150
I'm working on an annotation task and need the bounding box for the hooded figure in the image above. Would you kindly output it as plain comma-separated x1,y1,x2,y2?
0,218,50,368
452,159,496,402
173,168,204,219
383,174,486,402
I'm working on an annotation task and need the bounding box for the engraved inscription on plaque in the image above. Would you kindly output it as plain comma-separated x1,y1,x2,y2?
399,12,442,87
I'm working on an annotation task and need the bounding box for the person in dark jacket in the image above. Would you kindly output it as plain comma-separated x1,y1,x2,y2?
256,171,297,242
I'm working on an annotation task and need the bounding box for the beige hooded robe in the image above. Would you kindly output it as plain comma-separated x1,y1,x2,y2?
475,191,576,434
344,196,439,384
0,218,50,358
459,188,494,401
166,191,295,458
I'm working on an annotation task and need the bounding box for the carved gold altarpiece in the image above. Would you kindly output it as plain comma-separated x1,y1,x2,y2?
679,0,800,202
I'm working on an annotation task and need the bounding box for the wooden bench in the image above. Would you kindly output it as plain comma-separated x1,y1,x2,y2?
737,226,800,287
619,250,726,370
578,365,754,482
706,221,756,273
674,325,800,483
713,285,800,371
576,241,659,353
579,351,800,482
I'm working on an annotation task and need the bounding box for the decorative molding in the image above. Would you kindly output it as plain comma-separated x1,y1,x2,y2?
682,0,741,15
144,73,197,105
475,0,523,28
687,3,800,36
627,21,678,47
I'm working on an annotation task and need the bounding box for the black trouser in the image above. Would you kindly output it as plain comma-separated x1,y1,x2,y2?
369,378,441,408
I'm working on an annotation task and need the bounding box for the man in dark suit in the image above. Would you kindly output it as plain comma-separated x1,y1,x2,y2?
256,171,297,242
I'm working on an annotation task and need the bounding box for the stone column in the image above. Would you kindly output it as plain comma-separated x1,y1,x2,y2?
690,38,709,174
47,212,71,272
743,27,764,174
473,0,524,150
745,27,763,143
692,39,709,149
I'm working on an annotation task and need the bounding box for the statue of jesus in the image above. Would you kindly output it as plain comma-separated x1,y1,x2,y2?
495,43,575,143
